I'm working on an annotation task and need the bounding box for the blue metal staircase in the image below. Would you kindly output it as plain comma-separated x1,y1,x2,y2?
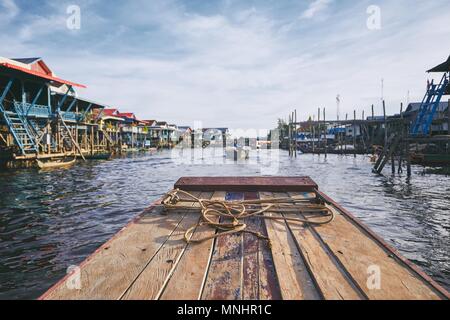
410,73,449,135
0,102,38,156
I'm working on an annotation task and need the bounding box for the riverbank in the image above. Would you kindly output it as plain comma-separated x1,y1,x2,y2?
0,150,448,299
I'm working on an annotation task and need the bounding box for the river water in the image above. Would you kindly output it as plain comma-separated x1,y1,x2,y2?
0,149,449,299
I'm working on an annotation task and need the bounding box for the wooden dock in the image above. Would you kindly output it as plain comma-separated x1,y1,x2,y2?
40,177,449,300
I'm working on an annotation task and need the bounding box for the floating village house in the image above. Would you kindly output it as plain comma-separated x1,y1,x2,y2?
403,102,449,134
176,126,193,146
0,57,187,167
98,108,124,147
0,57,113,167
150,121,176,148
99,109,178,149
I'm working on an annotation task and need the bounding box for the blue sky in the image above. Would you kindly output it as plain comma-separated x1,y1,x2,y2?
1,0,450,128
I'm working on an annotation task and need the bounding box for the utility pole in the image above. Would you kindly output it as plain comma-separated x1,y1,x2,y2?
336,95,341,121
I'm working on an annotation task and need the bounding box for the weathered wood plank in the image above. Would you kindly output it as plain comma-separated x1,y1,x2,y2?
159,192,225,300
121,192,213,300
260,192,320,300
258,219,283,300
290,192,442,300
285,193,363,300
201,192,243,300
242,192,260,300
175,176,318,192
242,192,282,300
42,194,201,300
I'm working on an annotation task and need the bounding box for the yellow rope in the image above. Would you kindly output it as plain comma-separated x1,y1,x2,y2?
162,189,335,245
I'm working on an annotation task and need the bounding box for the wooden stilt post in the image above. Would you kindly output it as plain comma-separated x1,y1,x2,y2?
294,109,297,158
406,139,412,177
448,99,450,135
291,111,295,157
353,110,356,158
362,110,366,154
398,103,404,174
345,113,348,154
388,101,395,175
317,108,321,156
371,104,375,151
312,115,315,154
391,154,396,175
323,108,327,159
91,125,94,156
288,113,292,157
383,100,387,150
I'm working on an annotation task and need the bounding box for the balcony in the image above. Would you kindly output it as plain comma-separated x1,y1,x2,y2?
14,102,81,122
60,111,80,122
15,102,51,118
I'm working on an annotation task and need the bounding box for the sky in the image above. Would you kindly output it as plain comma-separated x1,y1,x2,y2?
1,0,450,129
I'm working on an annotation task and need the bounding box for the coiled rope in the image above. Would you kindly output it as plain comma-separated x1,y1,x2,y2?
162,189,335,246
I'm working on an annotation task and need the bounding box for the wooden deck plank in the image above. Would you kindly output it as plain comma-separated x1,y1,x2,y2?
121,192,213,300
289,192,442,300
201,192,243,300
284,193,363,300
259,192,321,300
42,194,202,300
159,192,225,300
242,192,261,300
242,192,282,300
257,220,283,300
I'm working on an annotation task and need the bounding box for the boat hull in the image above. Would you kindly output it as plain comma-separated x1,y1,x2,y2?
36,158,76,169
40,176,449,300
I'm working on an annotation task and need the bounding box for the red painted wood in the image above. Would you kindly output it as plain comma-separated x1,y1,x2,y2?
175,176,318,192
0,63,86,88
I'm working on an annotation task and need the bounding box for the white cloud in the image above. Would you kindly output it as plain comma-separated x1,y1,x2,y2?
300,0,332,20
18,14,67,41
0,0,19,21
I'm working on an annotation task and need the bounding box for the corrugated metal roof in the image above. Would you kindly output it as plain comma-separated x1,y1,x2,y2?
428,55,450,73
0,62,86,88
405,102,448,113
11,57,41,64
116,112,136,118
103,109,119,116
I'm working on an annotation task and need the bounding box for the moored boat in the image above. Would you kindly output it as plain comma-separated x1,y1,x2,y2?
40,176,449,300
36,157,76,169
